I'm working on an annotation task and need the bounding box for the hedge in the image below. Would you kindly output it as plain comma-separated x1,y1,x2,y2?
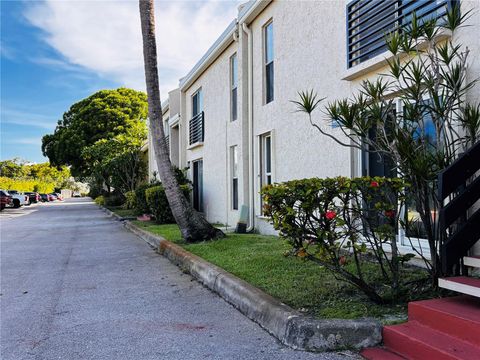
145,184,190,224
135,183,156,215
94,195,105,205
123,190,137,210
262,176,413,304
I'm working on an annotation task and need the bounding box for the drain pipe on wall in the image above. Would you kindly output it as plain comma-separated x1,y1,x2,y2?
225,24,239,230
242,22,255,232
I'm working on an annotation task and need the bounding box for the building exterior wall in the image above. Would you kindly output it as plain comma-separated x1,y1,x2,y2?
148,0,480,248
182,41,242,226
147,90,182,182
247,0,353,233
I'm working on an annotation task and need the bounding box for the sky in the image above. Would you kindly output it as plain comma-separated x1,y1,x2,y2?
1,0,240,163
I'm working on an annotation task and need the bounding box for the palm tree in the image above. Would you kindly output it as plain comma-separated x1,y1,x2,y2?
139,0,224,242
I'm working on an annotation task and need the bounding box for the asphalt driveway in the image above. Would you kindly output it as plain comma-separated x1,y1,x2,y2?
0,198,353,360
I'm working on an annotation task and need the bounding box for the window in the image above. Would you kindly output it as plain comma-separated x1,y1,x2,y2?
164,117,170,155
231,145,238,210
230,53,238,121
361,99,436,243
401,99,437,240
260,133,272,186
260,133,273,214
264,21,274,104
192,159,203,212
347,0,453,68
190,89,204,145
192,89,203,117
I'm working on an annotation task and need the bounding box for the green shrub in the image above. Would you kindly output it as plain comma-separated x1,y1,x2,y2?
94,195,105,205
172,166,191,185
123,190,137,210
135,183,155,215
145,184,190,224
104,193,125,207
88,186,103,199
262,176,412,304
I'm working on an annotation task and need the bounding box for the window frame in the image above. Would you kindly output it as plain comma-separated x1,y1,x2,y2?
164,116,170,155
192,88,203,117
360,98,433,253
259,132,273,214
230,53,238,121
189,88,204,145
263,20,274,104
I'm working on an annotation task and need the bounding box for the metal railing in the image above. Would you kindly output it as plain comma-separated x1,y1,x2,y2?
165,135,170,155
438,140,480,275
347,0,453,68
189,111,204,145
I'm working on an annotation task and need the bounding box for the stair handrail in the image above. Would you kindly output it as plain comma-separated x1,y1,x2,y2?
438,140,480,275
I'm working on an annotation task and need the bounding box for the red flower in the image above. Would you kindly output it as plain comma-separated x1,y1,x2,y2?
370,181,379,188
385,210,396,219
325,210,337,220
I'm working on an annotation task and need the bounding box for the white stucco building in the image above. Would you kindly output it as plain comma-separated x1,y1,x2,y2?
147,0,480,252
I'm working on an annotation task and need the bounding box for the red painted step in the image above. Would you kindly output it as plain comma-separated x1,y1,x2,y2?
438,276,480,298
360,347,405,359
383,320,480,360
409,296,480,346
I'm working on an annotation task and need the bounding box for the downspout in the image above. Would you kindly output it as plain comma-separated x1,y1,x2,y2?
225,24,239,230
242,22,254,232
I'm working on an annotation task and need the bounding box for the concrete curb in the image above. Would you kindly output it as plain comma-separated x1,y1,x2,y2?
106,209,382,352
100,206,124,222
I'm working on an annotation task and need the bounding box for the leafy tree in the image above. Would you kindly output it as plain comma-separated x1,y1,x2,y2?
294,5,480,283
82,120,147,193
139,0,224,242
0,161,71,192
42,88,148,178
24,162,71,189
0,159,25,178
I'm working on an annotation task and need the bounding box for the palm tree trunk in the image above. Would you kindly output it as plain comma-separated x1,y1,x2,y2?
139,0,224,242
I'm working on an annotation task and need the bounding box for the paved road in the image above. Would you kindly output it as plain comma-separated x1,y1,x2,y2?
1,198,355,360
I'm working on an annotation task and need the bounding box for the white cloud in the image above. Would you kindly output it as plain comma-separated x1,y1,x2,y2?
24,0,241,96
0,42,16,60
1,108,58,130
3,137,43,146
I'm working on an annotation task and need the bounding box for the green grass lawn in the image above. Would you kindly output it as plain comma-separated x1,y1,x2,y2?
132,220,433,322
106,206,136,218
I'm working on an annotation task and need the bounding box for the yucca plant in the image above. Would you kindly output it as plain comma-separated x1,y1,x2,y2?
293,5,480,285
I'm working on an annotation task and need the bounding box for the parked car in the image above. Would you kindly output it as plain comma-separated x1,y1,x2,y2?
25,192,41,204
40,194,50,202
0,190,13,211
54,193,63,201
48,194,57,201
7,190,30,208
73,191,81,197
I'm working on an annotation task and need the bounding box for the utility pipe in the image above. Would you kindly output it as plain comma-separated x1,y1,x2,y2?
242,22,255,232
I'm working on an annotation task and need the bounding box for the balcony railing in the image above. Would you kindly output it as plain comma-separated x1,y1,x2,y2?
439,140,480,275
189,111,204,145
347,0,454,68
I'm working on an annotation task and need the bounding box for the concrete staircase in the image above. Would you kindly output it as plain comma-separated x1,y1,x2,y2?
361,256,480,359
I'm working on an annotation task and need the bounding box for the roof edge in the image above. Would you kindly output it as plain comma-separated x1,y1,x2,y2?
177,0,272,92
179,20,237,91
238,0,272,25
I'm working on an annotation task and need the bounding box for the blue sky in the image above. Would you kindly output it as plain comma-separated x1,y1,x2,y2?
1,0,239,163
